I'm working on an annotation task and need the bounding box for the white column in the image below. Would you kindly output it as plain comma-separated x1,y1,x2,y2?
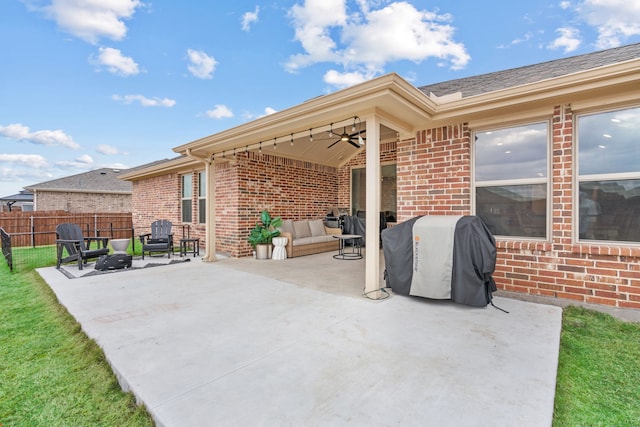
203,158,217,262
364,116,381,298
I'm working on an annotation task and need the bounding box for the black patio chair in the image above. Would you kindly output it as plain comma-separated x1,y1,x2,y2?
55,223,109,270
139,219,174,259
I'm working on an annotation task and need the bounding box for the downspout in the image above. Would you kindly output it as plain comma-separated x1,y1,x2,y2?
186,149,217,262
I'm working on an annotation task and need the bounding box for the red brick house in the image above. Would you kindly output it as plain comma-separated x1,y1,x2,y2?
121,43,640,309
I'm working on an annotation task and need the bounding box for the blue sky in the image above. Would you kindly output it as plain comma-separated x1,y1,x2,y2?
1,0,639,196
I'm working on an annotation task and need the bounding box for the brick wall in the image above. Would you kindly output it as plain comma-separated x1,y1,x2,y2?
235,152,338,257
35,191,131,213
393,105,640,309
131,152,338,258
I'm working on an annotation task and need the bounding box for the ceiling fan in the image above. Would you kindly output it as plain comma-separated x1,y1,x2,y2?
327,127,365,149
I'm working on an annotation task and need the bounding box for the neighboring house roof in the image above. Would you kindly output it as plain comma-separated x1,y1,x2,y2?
0,190,33,203
419,42,640,99
25,168,132,194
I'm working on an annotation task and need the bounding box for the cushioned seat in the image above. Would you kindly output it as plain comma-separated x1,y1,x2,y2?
278,218,341,257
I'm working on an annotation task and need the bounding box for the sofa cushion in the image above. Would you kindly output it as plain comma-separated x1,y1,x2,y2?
309,219,326,236
293,220,311,238
280,219,296,239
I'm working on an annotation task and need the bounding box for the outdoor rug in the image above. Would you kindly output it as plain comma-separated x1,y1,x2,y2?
58,255,191,279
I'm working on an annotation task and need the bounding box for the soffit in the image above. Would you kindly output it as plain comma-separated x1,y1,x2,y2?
173,73,436,167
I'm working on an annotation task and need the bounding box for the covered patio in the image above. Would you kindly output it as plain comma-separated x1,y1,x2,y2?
38,254,562,426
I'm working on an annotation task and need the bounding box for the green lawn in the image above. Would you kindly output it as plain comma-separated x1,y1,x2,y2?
1,247,639,425
0,247,153,426
553,306,640,426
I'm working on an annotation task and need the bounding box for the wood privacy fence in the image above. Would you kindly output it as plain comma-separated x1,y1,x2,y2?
0,211,133,248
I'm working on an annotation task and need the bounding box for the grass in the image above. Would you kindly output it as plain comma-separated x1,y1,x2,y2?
1,247,639,425
553,306,640,426
0,248,154,426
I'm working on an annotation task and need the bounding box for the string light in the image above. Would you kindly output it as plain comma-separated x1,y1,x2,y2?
213,116,364,159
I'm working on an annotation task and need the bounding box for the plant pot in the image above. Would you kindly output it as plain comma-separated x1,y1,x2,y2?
255,243,272,260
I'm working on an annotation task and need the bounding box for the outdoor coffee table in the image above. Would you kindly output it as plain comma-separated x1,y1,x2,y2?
333,234,362,260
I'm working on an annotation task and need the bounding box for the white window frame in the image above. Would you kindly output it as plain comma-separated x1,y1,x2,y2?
472,121,551,240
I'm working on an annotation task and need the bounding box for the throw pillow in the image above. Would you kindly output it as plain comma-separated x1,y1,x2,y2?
293,220,312,238
309,219,326,236
279,219,296,239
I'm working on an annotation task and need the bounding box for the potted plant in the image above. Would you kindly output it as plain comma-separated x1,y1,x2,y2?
248,210,283,259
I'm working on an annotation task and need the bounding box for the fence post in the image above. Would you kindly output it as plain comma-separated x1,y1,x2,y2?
94,214,98,237
31,215,35,248
131,227,136,252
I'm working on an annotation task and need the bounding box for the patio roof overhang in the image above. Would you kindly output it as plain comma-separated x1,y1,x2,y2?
172,73,437,167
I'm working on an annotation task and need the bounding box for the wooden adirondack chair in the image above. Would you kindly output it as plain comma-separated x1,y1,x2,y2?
139,219,174,259
55,223,109,270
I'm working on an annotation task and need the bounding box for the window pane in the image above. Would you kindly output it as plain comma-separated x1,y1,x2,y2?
475,123,547,182
476,184,547,238
182,174,192,198
351,165,397,219
199,172,206,197
578,108,640,175
579,180,640,242
199,198,206,224
351,168,366,216
182,199,192,223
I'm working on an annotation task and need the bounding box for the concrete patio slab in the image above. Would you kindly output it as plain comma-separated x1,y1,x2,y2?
38,254,562,426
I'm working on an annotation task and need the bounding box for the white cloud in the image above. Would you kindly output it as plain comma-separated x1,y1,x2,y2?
286,0,469,87
112,94,176,107
242,107,279,120
187,49,217,79
559,1,572,10
92,47,140,76
34,0,145,44
241,6,260,31
0,154,48,168
576,0,640,49
96,144,120,155
323,69,373,89
0,123,80,149
548,27,581,52
205,105,234,119
55,154,94,169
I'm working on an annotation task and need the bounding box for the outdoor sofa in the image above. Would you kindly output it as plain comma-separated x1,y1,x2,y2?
278,219,342,258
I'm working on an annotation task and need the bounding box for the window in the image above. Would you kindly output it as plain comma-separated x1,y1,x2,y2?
198,171,206,224
351,164,397,221
181,174,192,223
577,107,640,242
474,122,549,238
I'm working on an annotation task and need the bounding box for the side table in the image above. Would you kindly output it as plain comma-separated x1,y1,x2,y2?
180,238,200,257
333,234,362,260
272,236,288,260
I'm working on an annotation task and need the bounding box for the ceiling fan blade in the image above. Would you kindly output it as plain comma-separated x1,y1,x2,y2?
348,140,360,149
327,139,340,148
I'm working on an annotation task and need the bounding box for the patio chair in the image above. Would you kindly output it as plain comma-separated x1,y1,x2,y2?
139,219,174,259
55,223,109,270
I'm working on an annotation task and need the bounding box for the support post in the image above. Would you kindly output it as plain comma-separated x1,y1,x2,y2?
364,116,382,298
